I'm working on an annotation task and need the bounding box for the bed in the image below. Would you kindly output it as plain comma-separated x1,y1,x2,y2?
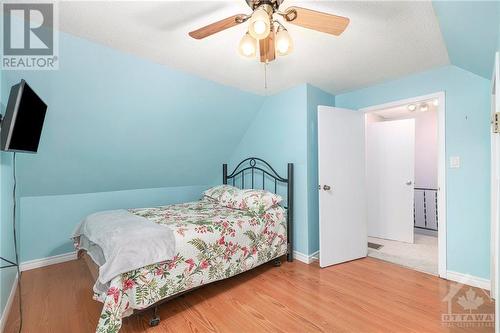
74,158,294,333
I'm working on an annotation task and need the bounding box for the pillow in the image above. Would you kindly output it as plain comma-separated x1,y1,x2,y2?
234,189,283,215
203,185,283,214
203,185,240,202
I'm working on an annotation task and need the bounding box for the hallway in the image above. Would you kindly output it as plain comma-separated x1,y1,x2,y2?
368,234,438,275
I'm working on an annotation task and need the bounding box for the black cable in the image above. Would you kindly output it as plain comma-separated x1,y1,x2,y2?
12,152,23,333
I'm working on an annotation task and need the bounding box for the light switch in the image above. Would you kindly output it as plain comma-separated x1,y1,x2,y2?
450,156,460,168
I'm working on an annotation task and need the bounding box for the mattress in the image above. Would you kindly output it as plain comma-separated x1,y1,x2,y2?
78,199,287,333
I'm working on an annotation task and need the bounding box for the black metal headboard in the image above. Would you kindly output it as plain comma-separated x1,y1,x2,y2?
223,157,293,262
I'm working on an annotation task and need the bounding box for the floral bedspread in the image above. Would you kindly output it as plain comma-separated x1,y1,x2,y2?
92,199,287,333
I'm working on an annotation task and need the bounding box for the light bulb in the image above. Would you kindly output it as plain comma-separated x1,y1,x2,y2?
275,29,293,56
433,98,439,106
420,103,429,112
253,20,267,35
238,33,256,58
248,6,271,40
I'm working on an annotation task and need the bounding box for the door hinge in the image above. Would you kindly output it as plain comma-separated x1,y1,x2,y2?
492,112,500,133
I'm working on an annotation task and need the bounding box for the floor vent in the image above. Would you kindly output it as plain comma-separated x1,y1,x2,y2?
368,242,383,250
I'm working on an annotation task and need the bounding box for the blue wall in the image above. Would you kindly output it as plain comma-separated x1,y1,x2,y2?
229,84,334,255
0,149,16,318
0,44,17,316
19,185,209,261
432,1,500,79
230,84,309,253
336,65,492,279
306,85,335,254
1,30,264,198
0,28,264,317
498,1,500,51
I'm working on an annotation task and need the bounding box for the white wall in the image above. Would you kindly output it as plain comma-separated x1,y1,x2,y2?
414,110,438,231
414,111,438,189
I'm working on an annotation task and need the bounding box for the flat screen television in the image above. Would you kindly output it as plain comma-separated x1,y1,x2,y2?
1,79,47,153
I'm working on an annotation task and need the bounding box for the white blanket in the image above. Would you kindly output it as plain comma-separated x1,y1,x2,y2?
73,209,176,285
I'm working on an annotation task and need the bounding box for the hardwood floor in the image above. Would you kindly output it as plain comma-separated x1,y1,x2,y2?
4,257,494,333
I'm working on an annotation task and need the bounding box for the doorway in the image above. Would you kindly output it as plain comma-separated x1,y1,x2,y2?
364,98,439,275
317,92,446,278
361,92,446,277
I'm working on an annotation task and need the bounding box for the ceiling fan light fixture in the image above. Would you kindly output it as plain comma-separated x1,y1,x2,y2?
238,32,257,58
248,5,272,40
188,2,351,64
275,27,293,56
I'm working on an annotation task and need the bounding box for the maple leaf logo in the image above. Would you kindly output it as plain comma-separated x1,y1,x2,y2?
457,288,484,313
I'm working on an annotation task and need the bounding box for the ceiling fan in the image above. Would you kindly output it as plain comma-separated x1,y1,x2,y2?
188,0,350,63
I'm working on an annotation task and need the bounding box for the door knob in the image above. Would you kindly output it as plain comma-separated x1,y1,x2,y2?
323,185,331,191
405,181,413,186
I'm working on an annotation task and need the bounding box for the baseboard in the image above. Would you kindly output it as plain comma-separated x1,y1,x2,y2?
0,272,18,333
20,250,320,269
20,251,77,272
446,270,491,290
414,227,438,237
0,252,77,330
293,250,319,264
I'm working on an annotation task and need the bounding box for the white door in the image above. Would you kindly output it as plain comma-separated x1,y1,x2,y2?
318,106,367,268
366,119,415,243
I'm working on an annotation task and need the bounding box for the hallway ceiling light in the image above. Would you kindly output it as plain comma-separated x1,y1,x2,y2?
407,104,416,112
432,99,439,106
420,103,429,112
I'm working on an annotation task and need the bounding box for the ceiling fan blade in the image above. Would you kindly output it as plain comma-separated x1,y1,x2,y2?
283,6,350,36
189,14,247,39
259,31,276,63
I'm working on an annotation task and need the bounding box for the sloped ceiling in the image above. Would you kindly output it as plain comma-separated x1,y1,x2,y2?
498,1,500,50
432,1,500,79
1,32,265,196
